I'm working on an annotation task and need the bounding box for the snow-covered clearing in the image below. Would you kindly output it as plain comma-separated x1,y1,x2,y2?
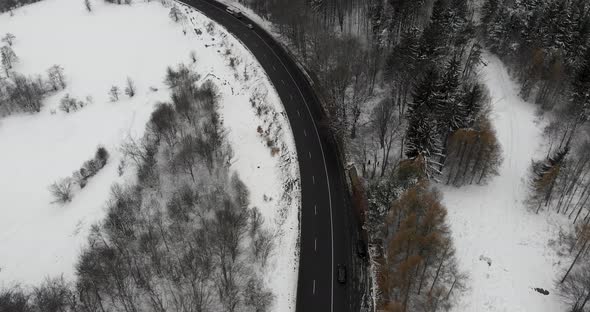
0,0,299,310
441,54,569,312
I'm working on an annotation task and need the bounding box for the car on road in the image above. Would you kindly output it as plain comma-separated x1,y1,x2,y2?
226,6,242,18
247,23,254,30
337,264,346,284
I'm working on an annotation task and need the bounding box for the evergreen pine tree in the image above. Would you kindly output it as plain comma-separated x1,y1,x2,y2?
405,68,443,177
462,84,485,127
436,57,466,135
419,0,453,64
481,0,500,28
570,51,590,122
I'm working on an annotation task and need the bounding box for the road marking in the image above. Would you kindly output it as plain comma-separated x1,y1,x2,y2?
188,3,336,309
315,237,317,251
315,204,317,215
303,129,307,137
273,65,277,71
282,79,286,85
290,94,294,101
309,152,312,159
297,109,301,117
312,175,315,184
313,280,316,295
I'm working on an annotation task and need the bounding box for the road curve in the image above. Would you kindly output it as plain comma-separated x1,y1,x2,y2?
175,1,355,311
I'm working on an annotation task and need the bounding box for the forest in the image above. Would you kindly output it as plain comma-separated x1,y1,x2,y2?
234,0,589,310
1,0,589,310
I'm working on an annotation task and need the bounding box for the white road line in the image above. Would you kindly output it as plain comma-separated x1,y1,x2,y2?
309,152,312,159
282,80,286,85
315,238,317,251
290,94,294,101
303,129,307,137
312,175,315,184
313,280,316,295
191,3,336,309
297,109,301,117
315,204,317,215
273,65,277,71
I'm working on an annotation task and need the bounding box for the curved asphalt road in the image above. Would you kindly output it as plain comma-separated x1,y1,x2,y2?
176,1,356,311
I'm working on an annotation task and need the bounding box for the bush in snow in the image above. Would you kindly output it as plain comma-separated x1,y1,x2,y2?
124,77,136,97
84,0,92,12
2,33,15,46
169,6,182,22
1,45,18,76
49,178,74,204
206,22,215,35
74,146,110,188
47,65,66,91
109,85,120,101
59,94,86,113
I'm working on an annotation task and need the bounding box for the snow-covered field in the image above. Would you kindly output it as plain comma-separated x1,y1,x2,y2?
0,0,299,310
441,54,569,312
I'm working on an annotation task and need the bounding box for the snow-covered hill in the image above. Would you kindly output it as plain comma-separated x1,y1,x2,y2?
442,54,569,312
0,0,299,310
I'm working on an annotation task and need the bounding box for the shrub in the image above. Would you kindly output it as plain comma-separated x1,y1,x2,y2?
59,94,85,113
49,178,74,204
124,77,135,97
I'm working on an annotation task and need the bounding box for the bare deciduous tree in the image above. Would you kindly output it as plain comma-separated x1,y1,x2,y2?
2,33,15,46
124,77,136,97
109,85,120,102
49,178,74,204
47,65,66,90
84,0,92,12
1,45,18,76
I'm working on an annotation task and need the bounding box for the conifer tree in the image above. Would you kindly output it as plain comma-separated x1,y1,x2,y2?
531,146,569,213
405,68,443,178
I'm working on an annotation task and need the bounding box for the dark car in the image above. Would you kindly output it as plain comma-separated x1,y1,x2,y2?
337,264,346,284
357,239,367,258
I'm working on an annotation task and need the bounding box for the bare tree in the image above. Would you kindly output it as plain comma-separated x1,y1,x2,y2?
1,45,18,76
124,77,136,97
558,263,590,312
109,85,120,102
169,6,182,22
47,65,66,90
84,0,92,12
49,178,74,204
2,33,15,46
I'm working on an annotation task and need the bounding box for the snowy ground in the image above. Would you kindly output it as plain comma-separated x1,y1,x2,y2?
441,54,569,312
0,1,299,310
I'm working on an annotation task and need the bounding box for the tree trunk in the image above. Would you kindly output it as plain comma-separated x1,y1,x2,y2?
561,238,589,284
